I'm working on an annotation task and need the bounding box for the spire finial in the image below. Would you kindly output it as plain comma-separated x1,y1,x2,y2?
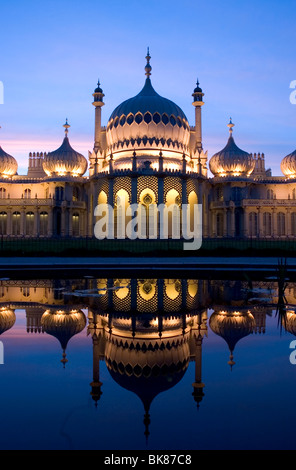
63,118,70,137
227,117,235,136
145,48,152,78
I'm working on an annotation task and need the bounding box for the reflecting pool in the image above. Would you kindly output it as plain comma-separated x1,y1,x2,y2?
0,273,296,450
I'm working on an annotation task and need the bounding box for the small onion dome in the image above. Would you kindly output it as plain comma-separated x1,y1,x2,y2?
106,51,190,157
282,311,296,335
209,309,255,369
209,119,255,177
0,308,16,335
43,121,87,177
281,149,296,178
0,127,18,177
41,308,86,366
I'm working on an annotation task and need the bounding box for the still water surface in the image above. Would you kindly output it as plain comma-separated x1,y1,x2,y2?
0,274,295,450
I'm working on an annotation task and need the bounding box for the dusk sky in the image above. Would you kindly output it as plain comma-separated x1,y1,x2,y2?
0,0,295,175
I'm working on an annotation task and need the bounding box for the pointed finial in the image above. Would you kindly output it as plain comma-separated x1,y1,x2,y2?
227,117,235,136
63,118,70,137
145,48,152,78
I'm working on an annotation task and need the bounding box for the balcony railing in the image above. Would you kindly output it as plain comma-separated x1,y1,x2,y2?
0,198,86,208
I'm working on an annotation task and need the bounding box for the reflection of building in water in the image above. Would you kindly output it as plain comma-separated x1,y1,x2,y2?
208,279,274,366
0,307,16,335
210,309,256,369
0,276,294,438
87,278,208,441
41,308,87,367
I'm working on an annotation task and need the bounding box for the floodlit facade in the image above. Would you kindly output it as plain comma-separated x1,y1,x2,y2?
1,51,296,240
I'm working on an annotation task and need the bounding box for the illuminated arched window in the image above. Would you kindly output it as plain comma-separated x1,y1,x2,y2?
72,213,80,237
277,212,286,237
115,189,130,239
0,212,7,235
263,212,272,237
12,212,21,236
40,212,48,236
165,189,181,239
25,212,34,236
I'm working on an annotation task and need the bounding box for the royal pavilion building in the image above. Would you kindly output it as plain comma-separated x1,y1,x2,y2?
0,51,296,242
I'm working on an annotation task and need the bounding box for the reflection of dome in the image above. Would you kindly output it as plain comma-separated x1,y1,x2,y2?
0,308,16,334
281,149,296,178
43,121,87,177
106,52,190,165
0,146,18,177
41,308,86,365
209,120,254,177
105,335,189,408
282,311,296,335
209,309,255,368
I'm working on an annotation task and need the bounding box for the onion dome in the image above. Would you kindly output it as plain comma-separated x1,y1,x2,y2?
41,308,86,367
0,308,16,335
106,50,190,165
0,127,18,177
43,120,87,177
209,309,255,369
209,119,255,177
281,149,296,178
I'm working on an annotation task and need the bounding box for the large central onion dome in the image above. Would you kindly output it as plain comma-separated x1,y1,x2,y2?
0,127,18,177
209,119,255,178
106,51,190,168
43,121,88,177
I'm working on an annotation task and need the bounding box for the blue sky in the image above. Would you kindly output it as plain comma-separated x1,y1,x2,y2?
0,0,295,175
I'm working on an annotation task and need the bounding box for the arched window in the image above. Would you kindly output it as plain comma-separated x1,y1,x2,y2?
291,213,296,236
165,189,181,239
216,213,223,237
12,212,21,236
72,213,80,237
249,212,258,237
24,189,31,199
40,212,48,236
0,212,7,235
215,186,223,201
73,187,80,202
277,212,286,237
55,186,64,201
263,212,272,237
0,188,6,199
25,212,34,236
231,187,242,202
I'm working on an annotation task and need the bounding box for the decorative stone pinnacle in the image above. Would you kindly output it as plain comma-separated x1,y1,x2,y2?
145,48,152,77
227,117,235,135
63,119,70,137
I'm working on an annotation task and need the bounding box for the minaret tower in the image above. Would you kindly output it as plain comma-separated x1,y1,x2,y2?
92,80,105,152
192,79,204,152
